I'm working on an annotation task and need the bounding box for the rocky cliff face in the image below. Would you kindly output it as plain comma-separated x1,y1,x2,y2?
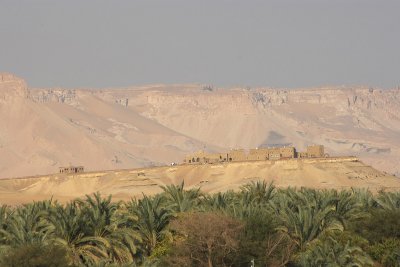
0,73,399,178
122,86,400,176
133,86,400,141
29,88,78,104
0,73,28,101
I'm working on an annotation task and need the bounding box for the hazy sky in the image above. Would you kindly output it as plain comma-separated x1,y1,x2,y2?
1,0,399,88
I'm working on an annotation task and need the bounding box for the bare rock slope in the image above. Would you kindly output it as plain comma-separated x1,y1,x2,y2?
0,74,208,178
0,73,400,179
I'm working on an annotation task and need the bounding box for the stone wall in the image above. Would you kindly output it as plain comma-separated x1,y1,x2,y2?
307,145,325,158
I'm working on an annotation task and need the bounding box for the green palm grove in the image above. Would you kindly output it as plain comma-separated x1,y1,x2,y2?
0,181,399,266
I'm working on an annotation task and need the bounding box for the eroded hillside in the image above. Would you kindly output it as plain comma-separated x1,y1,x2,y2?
1,72,400,178
0,74,209,178
98,84,400,176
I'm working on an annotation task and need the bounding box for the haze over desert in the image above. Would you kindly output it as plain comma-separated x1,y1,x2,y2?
1,2,400,266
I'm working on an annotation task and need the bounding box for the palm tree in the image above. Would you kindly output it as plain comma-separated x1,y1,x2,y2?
51,193,141,265
0,204,11,232
324,189,366,230
376,191,400,211
201,191,237,212
240,181,276,205
298,235,373,266
160,181,201,213
351,188,377,211
78,192,120,236
50,201,110,266
106,204,142,263
272,188,343,250
127,195,173,257
0,204,12,256
0,201,55,247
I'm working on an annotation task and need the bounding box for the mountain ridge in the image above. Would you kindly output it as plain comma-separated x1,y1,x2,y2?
0,73,399,178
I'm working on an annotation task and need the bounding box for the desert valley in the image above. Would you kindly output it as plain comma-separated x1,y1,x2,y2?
0,72,400,204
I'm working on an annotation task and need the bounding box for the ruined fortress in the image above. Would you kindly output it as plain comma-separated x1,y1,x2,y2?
59,166,84,174
184,145,326,164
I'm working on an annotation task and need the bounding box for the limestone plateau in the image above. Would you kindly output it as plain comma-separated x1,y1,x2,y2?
0,72,399,179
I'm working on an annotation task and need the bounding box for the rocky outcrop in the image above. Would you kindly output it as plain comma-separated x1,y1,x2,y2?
0,72,399,178
121,85,400,175
250,87,400,114
0,73,28,101
29,88,77,104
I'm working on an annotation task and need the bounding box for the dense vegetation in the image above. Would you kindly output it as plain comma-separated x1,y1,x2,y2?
0,181,399,267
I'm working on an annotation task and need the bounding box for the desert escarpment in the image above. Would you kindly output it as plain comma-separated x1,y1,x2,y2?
127,85,400,176
0,73,399,178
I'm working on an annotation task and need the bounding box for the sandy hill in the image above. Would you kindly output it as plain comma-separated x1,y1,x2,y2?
0,157,399,205
0,73,400,179
0,74,213,178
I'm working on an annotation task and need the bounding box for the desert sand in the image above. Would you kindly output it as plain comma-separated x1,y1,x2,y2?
0,157,399,205
0,72,399,189
0,73,400,202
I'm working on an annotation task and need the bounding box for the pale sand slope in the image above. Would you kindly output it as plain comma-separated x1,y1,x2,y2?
0,158,399,205
0,74,213,178
1,72,400,178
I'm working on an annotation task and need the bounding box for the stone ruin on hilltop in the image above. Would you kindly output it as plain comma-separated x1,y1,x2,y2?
184,145,326,164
